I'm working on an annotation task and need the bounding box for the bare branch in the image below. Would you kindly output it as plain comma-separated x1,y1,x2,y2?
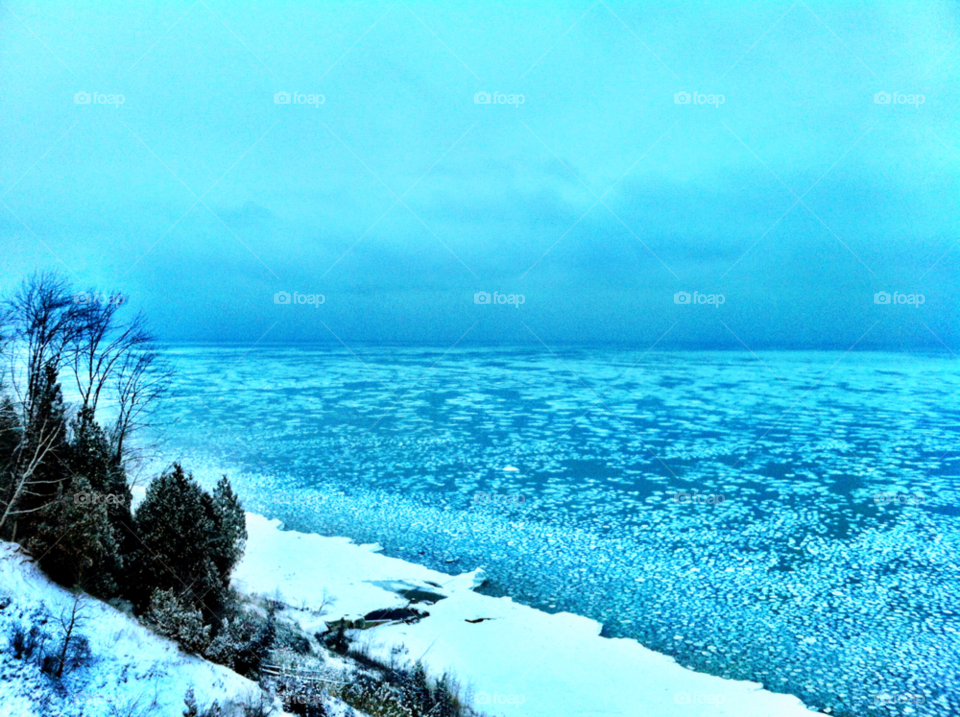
110,342,173,466
6,272,84,419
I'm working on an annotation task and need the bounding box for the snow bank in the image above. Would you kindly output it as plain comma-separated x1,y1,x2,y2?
235,513,823,717
0,542,265,717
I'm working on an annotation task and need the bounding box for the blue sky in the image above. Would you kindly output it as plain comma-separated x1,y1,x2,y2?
1,0,957,349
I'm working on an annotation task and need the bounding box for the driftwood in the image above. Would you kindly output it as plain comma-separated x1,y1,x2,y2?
322,607,429,634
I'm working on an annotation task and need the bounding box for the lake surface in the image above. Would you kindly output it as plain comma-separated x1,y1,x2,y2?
148,346,960,716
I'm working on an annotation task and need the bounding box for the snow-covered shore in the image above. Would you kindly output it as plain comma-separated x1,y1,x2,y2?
235,512,823,717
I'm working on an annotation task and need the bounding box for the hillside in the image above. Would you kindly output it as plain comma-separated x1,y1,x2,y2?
0,540,279,717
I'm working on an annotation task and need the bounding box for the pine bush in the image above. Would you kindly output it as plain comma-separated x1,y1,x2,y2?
145,589,212,654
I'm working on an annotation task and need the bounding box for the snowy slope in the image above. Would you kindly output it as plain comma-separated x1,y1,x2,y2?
0,541,270,717
236,513,824,717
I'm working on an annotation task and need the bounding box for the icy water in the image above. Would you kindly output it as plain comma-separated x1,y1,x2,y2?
149,346,960,716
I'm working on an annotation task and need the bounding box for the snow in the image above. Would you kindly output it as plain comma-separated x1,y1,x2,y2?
0,541,275,717
236,513,824,717
1,510,826,717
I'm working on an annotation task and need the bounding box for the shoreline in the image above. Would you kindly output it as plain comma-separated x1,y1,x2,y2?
235,511,823,717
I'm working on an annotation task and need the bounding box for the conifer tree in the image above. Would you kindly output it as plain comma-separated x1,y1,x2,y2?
146,589,212,654
433,674,458,717
66,406,132,583
0,397,19,470
0,397,22,523
5,363,71,542
26,475,120,596
130,465,246,632
129,465,224,617
408,661,433,716
211,475,247,580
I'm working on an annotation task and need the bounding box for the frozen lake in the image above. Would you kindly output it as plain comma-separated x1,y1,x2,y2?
148,346,960,716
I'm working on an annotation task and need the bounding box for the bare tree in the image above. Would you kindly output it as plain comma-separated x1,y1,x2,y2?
6,272,83,418
109,338,172,466
65,295,171,466
0,301,12,388
69,297,149,416
0,274,83,540
54,592,87,678
0,406,68,538
0,272,170,538
315,589,336,616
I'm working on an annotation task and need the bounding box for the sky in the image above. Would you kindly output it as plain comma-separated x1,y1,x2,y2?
1,0,957,350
